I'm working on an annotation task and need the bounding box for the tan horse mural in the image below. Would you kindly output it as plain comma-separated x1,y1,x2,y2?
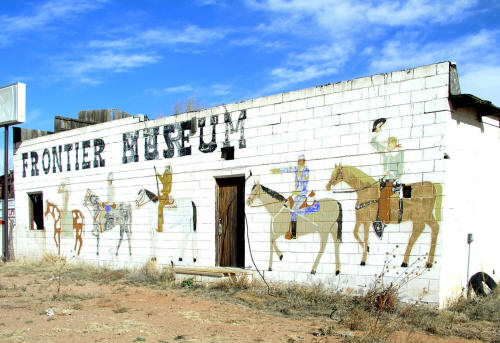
246,182,343,275
326,164,442,268
44,200,84,255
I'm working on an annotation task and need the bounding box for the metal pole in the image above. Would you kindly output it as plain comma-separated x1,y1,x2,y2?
466,243,471,283
3,125,9,262
466,233,473,298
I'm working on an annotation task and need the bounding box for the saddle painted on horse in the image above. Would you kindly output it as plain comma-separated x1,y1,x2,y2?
357,180,412,238
286,191,319,214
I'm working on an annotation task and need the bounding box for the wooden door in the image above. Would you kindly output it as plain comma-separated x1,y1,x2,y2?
216,177,245,267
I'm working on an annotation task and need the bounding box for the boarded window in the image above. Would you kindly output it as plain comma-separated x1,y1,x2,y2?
28,192,44,230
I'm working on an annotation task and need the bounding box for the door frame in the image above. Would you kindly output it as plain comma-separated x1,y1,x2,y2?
214,175,246,267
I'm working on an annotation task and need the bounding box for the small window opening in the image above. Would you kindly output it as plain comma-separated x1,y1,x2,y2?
221,146,234,160
28,192,44,230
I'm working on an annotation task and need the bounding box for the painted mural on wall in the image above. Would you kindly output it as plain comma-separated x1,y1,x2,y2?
83,186,132,256
326,118,442,268
135,164,198,263
247,155,343,275
43,199,84,256
21,110,247,178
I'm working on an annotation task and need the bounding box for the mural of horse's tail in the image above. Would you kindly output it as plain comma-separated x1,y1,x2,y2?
336,201,343,242
191,201,197,232
433,183,442,221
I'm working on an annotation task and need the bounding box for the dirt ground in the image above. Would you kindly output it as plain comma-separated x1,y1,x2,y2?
0,263,490,343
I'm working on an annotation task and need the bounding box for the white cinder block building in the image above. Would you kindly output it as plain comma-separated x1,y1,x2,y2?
12,62,500,306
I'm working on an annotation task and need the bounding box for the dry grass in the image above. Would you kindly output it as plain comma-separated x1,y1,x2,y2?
2,258,499,342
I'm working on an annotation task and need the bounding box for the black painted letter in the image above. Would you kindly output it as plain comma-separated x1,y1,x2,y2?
82,140,91,169
42,148,51,174
64,144,73,171
198,115,217,153
22,153,28,177
123,131,139,164
224,110,246,149
93,139,105,168
30,152,39,176
144,127,159,160
52,146,62,173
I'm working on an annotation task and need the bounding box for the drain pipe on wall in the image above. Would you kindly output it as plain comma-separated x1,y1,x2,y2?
466,233,473,297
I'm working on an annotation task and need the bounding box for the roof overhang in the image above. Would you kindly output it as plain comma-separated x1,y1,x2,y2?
450,94,500,121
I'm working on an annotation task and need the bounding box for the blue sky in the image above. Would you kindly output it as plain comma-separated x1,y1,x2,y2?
1,0,499,170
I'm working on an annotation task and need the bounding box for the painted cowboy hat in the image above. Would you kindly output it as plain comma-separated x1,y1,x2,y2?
372,118,386,132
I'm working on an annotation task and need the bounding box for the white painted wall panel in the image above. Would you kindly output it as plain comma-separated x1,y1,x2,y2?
13,62,462,304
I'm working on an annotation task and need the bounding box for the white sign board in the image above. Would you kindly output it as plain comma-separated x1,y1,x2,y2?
0,83,26,125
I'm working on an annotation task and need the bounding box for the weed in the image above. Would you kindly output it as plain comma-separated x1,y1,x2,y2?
133,337,146,342
72,302,83,310
113,305,129,313
181,278,194,288
210,275,252,291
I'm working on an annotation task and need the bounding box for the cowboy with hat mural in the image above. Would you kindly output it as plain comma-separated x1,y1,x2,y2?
370,118,405,235
271,154,310,239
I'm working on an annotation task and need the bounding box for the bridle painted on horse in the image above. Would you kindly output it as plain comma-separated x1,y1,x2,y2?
328,165,378,194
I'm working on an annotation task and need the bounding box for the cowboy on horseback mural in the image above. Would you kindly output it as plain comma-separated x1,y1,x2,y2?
370,118,405,235
271,154,316,239
156,164,175,233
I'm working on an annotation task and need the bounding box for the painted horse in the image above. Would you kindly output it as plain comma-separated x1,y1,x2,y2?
326,164,442,268
136,189,197,263
246,182,343,275
83,189,132,256
44,200,84,255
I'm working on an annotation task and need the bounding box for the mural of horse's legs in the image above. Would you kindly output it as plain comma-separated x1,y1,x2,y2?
54,230,61,256
95,234,100,256
268,221,283,271
311,232,328,274
72,210,84,255
401,221,425,267
73,225,82,255
126,225,132,256
330,230,341,275
116,227,125,256
268,228,275,271
353,221,370,265
425,220,439,268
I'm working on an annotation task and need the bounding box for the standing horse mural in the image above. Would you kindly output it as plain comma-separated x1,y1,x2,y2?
246,182,343,275
136,189,197,263
83,189,132,256
44,200,84,255
326,164,442,268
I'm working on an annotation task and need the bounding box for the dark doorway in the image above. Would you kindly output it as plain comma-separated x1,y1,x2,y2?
215,176,245,268
28,192,44,230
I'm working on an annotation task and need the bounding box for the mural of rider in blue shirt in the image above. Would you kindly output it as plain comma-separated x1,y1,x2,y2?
271,154,309,239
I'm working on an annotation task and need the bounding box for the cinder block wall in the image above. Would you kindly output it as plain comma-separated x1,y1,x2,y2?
14,62,452,303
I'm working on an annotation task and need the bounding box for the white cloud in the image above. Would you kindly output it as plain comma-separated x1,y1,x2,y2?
88,25,226,50
369,30,499,73
246,0,478,35
0,0,107,43
56,50,160,84
367,29,500,105
148,85,194,96
210,84,232,96
229,37,286,51
263,43,354,92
